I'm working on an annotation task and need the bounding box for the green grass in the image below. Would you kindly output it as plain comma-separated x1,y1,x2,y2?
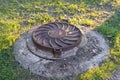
80,15,120,80
0,0,120,80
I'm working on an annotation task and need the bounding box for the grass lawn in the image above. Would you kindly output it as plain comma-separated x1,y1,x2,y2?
0,0,120,80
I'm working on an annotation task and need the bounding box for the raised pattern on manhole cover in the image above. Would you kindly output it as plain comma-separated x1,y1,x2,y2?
31,21,82,58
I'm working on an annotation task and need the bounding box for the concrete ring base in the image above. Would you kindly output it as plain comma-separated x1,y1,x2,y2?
13,26,109,79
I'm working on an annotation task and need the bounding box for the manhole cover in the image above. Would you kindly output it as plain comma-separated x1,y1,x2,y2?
14,24,110,78
28,21,82,59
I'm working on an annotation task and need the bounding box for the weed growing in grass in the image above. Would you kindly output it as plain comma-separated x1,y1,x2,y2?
79,18,95,26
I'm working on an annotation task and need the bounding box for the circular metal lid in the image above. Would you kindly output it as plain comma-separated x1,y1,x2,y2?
32,21,82,58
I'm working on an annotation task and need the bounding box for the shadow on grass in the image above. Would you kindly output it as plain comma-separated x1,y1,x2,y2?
96,10,120,48
0,47,15,80
0,46,47,80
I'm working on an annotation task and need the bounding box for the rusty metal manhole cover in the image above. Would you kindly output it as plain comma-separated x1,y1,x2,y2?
14,23,110,78
28,21,82,60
